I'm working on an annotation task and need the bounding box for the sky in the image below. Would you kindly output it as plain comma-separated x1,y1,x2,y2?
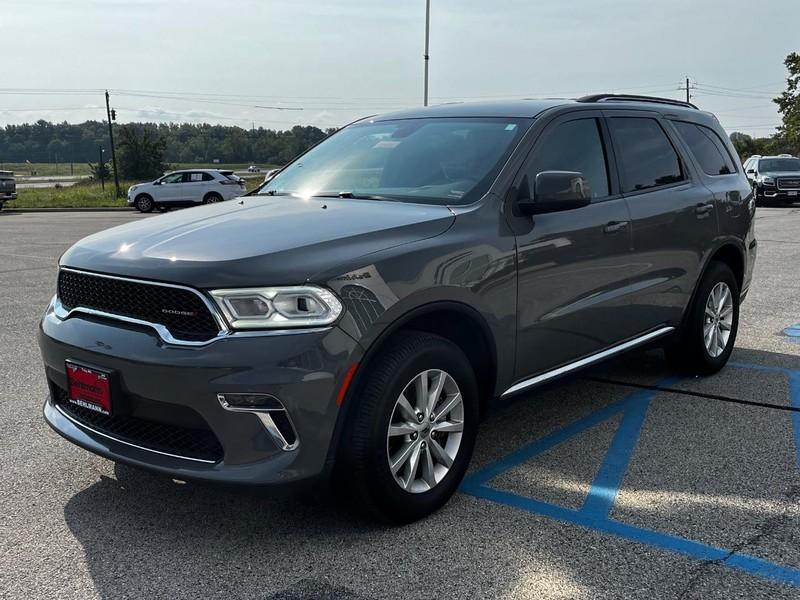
1,0,798,137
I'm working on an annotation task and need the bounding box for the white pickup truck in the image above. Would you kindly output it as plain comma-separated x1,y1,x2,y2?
0,171,16,211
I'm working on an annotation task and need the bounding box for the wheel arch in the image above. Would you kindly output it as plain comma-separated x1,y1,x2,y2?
678,241,745,331
324,301,498,471
708,242,745,292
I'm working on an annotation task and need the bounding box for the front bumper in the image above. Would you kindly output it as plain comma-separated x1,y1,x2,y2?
760,187,800,202
0,192,16,200
38,305,361,486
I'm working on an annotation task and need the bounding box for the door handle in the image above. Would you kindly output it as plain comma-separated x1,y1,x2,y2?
603,220,629,234
695,202,714,216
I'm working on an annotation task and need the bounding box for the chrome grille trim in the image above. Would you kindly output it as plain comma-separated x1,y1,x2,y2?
56,267,229,346
777,178,800,191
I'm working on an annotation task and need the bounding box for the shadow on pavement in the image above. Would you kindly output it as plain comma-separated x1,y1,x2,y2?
62,347,800,599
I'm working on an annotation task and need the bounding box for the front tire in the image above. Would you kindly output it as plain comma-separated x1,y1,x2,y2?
342,331,479,523
134,194,154,213
666,261,739,375
752,185,762,206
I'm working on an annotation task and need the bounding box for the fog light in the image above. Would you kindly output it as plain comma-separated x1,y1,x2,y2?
217,393,282,410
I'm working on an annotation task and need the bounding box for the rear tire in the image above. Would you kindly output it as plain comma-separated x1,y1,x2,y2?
341,331,479,523
666,261,739,375
203,192,223,204
134,194,154,213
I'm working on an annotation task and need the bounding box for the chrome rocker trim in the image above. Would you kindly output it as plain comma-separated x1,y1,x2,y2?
501,326,675,397
54,403,218,464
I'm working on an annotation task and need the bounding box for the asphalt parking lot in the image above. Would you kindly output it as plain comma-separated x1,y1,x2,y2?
2,208,800,599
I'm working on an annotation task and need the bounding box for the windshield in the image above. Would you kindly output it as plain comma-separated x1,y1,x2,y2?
759,158,800,172
259,117,531,205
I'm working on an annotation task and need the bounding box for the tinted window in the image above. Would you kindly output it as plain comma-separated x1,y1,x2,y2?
609,117,684,193
202,172,215,181
673,121,735,176
522,118,609,198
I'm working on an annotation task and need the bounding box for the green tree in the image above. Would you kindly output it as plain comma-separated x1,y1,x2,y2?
773,52,800,156
116,124,168,180
87,160,110,181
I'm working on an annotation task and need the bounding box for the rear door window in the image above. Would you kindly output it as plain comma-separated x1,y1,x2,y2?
673,121,736,176
608,117,685,193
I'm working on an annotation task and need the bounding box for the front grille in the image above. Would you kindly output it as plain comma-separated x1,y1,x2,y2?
777,177,800,190
53,385,223,462
58,269,221,342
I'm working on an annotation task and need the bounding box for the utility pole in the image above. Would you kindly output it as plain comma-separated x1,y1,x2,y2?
105,90,121,197
423,0,430,106
681,77,696,104
98,147,105,191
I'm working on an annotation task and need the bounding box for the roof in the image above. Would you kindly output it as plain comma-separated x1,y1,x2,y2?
371,99,570,121
369,96,710,122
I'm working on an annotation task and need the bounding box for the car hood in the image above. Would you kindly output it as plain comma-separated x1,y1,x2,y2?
760,171,800,178
60,196,455,288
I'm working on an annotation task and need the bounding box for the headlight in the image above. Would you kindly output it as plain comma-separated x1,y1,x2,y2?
210,285,343,329
762,176,775,185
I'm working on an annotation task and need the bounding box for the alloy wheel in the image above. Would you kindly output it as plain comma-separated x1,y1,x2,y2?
703,281,733,358
386,369,464,493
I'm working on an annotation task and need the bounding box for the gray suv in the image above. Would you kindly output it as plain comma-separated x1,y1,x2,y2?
38,95,756,522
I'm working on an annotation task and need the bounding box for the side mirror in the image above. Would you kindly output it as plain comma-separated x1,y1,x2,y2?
263,168,281,183
746,168,755,174
153,180,161,185
518,171,591,216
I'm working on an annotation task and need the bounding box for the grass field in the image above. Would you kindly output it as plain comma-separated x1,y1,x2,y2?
1,162,91,177
1,162,278,178
10,175,265,208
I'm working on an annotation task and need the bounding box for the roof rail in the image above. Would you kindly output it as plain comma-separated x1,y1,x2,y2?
576,94,698,110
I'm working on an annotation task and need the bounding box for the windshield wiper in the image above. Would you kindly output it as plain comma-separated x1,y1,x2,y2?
312,191,392,201
260,190,292,196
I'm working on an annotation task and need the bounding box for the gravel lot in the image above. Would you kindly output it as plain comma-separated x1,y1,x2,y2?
2,208,800,599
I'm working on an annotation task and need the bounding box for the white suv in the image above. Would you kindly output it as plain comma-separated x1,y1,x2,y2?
127,170,246,213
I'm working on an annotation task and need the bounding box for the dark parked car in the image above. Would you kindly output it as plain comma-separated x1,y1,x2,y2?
743,154,800,205
39,95,756,522
0,170,16,211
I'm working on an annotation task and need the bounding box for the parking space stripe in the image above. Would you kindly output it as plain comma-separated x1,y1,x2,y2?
581,385,675,519
461,370,800,588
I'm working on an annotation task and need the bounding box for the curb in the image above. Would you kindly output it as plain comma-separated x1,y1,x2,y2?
3,207,134,213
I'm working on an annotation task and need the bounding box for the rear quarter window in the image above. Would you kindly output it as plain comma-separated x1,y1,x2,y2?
673,121,736,176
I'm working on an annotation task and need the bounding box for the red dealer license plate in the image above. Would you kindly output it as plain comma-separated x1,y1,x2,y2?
66,362,112,415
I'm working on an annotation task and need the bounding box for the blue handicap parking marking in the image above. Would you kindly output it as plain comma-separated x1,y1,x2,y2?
783,324,800,338
461,365,800,587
